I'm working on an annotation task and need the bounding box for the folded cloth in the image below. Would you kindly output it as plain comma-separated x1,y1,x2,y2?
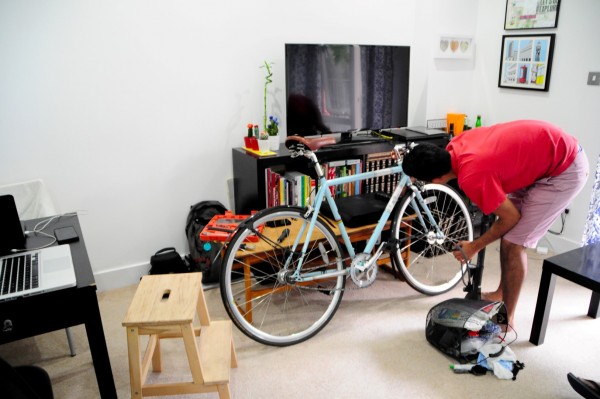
477,343,518,380
568,373,600,399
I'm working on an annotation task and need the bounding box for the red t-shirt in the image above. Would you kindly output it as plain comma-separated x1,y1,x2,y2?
446,120,578,215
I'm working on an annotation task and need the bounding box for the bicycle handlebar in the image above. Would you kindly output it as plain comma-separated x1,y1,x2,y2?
285,134,409,161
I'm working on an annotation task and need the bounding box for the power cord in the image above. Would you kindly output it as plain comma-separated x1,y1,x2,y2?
548,209,567,235
11,212,79,253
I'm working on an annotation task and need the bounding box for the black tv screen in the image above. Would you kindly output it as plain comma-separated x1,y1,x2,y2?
285,43,410,137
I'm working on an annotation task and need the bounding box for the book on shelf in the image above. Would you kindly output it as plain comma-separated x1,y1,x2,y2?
284,171,308,207
265,168,285,208
266,159,361,207
265,168,315,208
365,152,396,194
322,159,363,199
345,159,362,196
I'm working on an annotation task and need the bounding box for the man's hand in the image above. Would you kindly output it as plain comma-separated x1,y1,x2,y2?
453,241,479,263
452,198,521,264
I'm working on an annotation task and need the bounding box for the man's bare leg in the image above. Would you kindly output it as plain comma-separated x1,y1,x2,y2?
481,248,504,303
499,238,528,328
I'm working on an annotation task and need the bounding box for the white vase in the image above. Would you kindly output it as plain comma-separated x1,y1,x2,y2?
268,135,280,151
257,139,270,153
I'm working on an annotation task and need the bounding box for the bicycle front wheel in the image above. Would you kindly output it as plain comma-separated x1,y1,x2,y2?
391,183,473,295
220,206,346,346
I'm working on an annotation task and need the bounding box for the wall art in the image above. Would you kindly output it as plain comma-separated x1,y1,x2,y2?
436,36,474,59
504,0,561,30
498,34,555,91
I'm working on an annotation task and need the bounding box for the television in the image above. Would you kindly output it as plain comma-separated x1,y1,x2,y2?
285,43,410,142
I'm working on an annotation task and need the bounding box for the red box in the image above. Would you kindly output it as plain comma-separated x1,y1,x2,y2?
199,211,262,242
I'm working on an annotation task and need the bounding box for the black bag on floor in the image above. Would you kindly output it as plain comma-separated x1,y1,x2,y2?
185,201,228,284
425,298,507,361
149,247,189,275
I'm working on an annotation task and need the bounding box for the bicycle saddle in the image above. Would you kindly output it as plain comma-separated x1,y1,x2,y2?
285,135,337,151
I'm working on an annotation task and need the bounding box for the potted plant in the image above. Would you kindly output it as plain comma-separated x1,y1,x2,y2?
262,61,273,133
266,115,280,151
244,123,259,150
257,131,270,153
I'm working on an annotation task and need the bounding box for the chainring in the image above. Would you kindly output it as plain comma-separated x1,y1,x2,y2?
350,252,378,288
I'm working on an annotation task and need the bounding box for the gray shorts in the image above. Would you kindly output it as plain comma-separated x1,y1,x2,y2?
504,147,589,248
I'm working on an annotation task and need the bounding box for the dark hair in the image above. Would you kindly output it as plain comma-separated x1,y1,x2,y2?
402,143,451,181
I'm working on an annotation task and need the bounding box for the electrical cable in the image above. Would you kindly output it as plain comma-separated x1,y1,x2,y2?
548,211,566,235
10,212,79,253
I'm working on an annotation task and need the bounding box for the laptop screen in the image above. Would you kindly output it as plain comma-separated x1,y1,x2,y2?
0,195,26,256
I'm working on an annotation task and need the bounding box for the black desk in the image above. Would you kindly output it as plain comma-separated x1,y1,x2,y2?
0,215,117,398
529,243,600,345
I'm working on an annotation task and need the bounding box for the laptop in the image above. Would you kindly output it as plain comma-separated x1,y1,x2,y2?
0,194,77,301
405,126,447,136
382,126,447,140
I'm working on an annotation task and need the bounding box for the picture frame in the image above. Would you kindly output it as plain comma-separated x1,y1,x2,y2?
504,0,561,30
498,34,555,91
435,35,474,59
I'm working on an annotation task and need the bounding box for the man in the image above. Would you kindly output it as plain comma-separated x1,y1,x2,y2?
402,120,589,328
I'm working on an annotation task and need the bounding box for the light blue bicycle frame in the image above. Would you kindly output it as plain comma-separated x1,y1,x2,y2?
286,144,445,283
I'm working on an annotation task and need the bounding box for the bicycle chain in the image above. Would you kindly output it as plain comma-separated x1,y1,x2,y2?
257,253,391,293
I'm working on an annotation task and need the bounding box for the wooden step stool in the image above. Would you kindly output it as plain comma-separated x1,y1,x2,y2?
122,273,237,398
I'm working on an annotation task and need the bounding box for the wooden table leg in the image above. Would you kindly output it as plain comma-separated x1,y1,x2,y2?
529,269,557,346
588,291,600,318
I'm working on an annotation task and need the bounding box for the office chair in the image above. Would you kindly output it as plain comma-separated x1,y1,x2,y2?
0,356,54,399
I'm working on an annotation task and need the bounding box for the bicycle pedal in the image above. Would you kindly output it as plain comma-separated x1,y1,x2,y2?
317,286,334,296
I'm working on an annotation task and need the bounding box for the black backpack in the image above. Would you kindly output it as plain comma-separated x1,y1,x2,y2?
149,247,189,275
185,201,228,284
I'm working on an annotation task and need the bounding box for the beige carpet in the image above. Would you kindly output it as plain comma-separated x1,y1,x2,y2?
1,241,598,398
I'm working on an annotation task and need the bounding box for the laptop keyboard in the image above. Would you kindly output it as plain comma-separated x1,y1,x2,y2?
1,253,39,295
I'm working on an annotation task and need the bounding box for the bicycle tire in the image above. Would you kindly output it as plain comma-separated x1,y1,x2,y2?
220,206,346,346
390,183,473,295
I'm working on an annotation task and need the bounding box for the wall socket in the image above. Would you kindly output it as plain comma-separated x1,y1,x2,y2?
588,72,600,86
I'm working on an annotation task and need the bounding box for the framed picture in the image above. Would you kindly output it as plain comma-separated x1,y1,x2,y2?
498,34,555,91
504,0,561,30
435,35,474,59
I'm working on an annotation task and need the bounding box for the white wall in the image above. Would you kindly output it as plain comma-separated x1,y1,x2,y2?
471,0,600,253
1,0,597,291
422,0,600,253
0,0,449,290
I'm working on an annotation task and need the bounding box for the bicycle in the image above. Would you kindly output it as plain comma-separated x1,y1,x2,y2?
220,135,474,346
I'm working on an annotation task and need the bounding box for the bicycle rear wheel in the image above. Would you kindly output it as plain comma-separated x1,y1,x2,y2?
391,183,473,295
220,206,345,346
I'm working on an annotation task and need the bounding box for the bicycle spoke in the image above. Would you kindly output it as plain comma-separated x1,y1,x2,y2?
392,184,473,295
220,208,345,346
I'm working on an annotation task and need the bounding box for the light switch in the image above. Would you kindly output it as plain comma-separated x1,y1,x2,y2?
588,72,600,86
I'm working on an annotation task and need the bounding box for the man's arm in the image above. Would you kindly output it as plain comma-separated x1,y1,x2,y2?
454,198,521,262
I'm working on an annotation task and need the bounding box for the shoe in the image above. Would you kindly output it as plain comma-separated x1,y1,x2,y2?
568,373,600,399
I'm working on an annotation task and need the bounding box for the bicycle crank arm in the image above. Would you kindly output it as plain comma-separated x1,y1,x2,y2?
355,242,386,272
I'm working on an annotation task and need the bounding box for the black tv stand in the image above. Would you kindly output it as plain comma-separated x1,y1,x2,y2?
232,129,449,214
